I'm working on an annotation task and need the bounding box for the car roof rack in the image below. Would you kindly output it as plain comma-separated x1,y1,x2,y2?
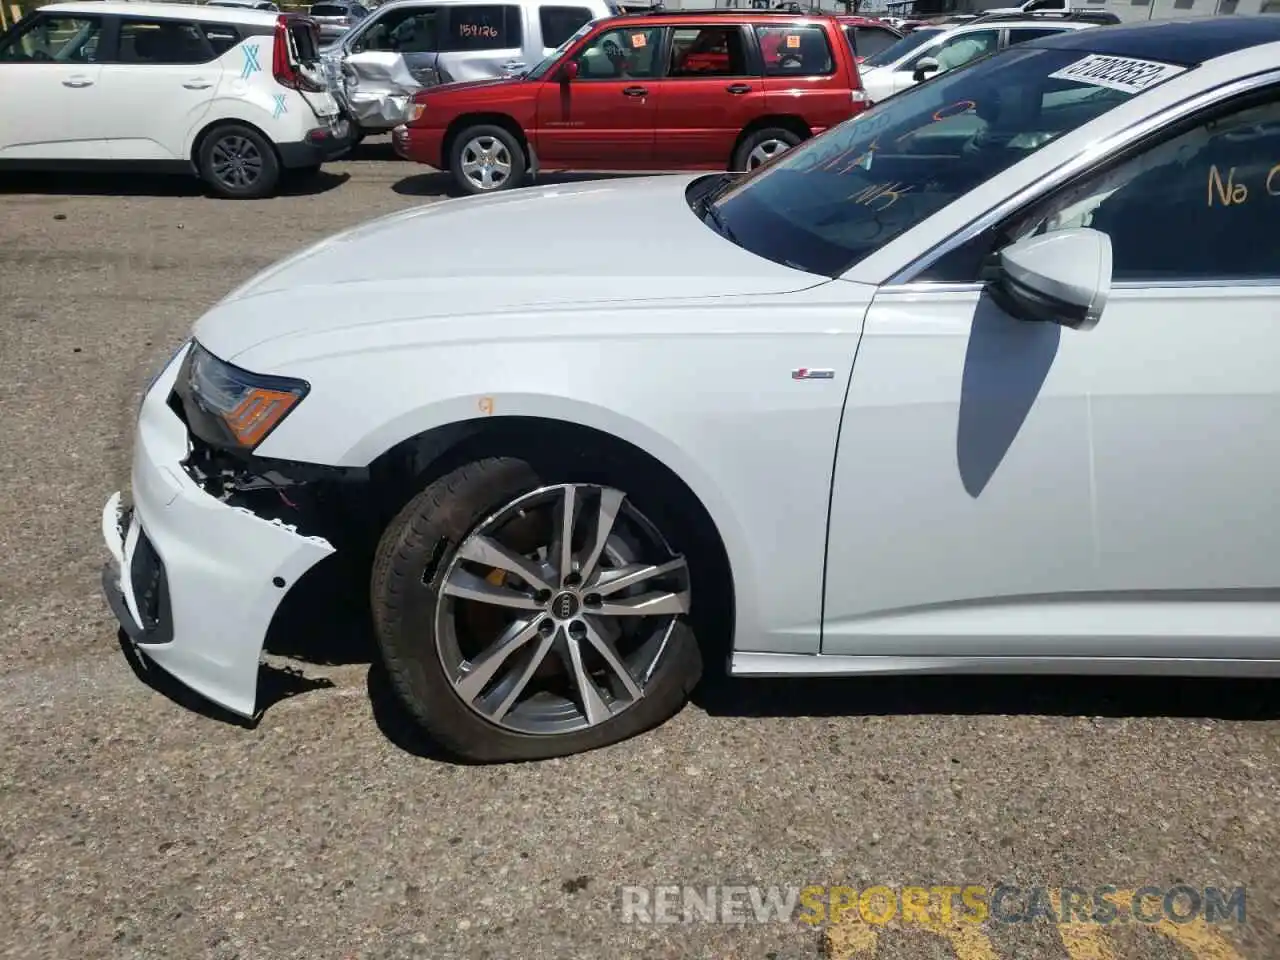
633,2,827,13
967,9,1121,24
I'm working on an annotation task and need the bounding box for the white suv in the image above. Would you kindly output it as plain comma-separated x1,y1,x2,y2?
0,1,352,198
857,15,1098,103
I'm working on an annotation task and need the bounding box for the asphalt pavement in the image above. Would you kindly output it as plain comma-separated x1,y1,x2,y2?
1,139,1277,960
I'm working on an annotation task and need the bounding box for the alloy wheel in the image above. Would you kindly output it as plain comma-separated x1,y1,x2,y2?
434,483,691,735
747,138,792,169
210,135,264,190
459,135,513,191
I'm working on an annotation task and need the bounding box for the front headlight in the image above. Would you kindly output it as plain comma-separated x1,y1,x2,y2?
177,341,309,451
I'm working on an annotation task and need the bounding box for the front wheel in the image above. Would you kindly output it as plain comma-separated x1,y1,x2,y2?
370,457,703,762
448,124,526,195
732,126,803,172
198,124,281,199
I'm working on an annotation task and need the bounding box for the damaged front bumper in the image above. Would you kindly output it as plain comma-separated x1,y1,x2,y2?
101,343,336,718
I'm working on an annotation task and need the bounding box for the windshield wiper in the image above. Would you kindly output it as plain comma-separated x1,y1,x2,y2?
700,201,736,243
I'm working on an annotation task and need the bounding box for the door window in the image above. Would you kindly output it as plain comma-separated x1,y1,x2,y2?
668,26,749,78
754,24,833,77
112,19,215,64
442,5,523,51
909,29,997,73
357,8,439,52
539,5,592,48
921,95,1280,283
0,13,102,62
571,25,661,79
1006,27,1066,46
849,25,900,59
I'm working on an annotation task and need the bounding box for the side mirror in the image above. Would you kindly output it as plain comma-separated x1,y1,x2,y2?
558,60,579,81
912,56,939,82
989,228,1112,331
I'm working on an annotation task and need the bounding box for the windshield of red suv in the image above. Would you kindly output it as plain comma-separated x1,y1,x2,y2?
701,46,1159,278
525,19,596,78
860,26,940,67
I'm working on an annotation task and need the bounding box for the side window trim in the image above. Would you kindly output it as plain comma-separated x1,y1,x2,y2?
885,70,1280,287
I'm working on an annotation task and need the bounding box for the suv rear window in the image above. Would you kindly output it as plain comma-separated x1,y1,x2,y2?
444,4,522,50
309,4,350,15
846,24,898,59
115,18,215,64
288,18,321,62
754,24,834,77
201,22,242,55
539,5,592,48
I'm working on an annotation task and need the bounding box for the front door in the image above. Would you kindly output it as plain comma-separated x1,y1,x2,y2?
654,24,762,169
822,86,1280,662
533,23,661,168
97,16,219,162
0,11,108,160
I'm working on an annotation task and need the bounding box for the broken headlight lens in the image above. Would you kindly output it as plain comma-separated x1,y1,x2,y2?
181,341,309,451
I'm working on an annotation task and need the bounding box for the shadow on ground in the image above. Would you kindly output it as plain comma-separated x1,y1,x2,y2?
0,169,351,198
691,672,1280,723
116,628,334,728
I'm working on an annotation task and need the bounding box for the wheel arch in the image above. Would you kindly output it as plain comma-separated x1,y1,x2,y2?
360,413,740,669
440,113,529,172
189,115,283,174
728,115,812,169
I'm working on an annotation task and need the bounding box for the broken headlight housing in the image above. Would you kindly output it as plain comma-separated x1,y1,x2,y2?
175,341,310,452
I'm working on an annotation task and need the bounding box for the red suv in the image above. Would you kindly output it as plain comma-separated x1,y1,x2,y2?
392,10,870,195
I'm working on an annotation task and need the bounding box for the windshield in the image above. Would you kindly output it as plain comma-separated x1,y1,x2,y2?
525,20,595,79
705,46,1166,277
861,27,940,68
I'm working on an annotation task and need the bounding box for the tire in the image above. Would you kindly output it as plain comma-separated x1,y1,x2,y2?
732,126,803,173
448,124,526,196
370,457,703,762
197,123,281,199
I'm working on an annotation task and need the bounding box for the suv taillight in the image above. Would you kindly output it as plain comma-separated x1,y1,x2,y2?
273,16,326,93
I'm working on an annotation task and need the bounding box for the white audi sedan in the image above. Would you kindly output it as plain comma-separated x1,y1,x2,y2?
104,16,1280,762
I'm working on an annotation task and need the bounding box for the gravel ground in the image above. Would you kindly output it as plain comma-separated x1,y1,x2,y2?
1,139,1277,960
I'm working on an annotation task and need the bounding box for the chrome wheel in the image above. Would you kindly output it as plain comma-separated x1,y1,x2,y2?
434,483,691,736
210,134,264,190
747,138,792,169
458,135,513,191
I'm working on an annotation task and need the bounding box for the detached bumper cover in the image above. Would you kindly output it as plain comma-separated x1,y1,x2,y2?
101,343,335,718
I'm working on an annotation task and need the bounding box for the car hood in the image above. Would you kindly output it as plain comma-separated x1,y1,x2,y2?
195,175,825,363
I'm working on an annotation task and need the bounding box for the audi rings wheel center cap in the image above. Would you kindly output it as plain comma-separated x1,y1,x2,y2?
551,591,580,620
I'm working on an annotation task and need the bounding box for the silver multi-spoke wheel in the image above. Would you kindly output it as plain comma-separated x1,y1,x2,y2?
458,135,513,191
434,483,691,736
747,137,792,169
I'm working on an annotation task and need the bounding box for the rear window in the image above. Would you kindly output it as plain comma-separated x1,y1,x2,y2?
754,25,834,77
539,5,592,48
848,24,899,59
444,4,522,50
201,22,241,55
288,19,321,62
115,18,214,64
309,4,349,15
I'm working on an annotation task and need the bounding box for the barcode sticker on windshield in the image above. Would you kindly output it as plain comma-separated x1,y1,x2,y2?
1047,53,1186,94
